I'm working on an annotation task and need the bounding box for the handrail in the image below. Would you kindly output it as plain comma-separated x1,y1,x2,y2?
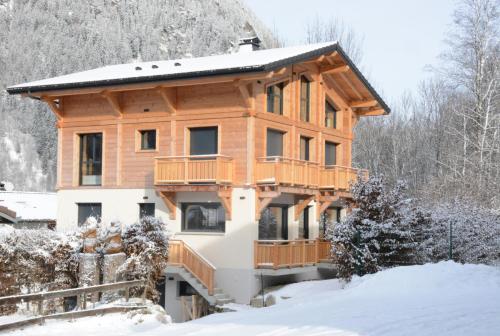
168,240,216,295
256,156,320,165
254,239,322,269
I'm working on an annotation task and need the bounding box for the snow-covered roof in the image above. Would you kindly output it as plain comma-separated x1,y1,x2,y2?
6,41,389,113
0,191,57,221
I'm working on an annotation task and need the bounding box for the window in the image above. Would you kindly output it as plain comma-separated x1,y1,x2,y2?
300,75,310,122
319,207,341,238
139,203,155,219
325,100,337,129
139,130,156,150
266,129,284,157
258,205,288,240
300,136,311,161
266,82,284,115
178,281,197,296
181,203,225,232
77,203,102,226
325,141,338,166
299,206,310,239
190,127,218,156
79,133,102,186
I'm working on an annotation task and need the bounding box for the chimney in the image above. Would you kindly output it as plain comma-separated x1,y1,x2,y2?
238,36,261,53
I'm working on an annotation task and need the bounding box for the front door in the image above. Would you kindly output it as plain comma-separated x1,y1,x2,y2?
258,205,288,240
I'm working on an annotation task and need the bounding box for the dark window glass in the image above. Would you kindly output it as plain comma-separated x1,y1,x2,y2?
181,203,225,232
139,203,155,218
178,281,197,296
258,205,288,240
300,136,310,161
325,141,338,166
320,207,341,238
140,130,156,150
300,76,310,122
77,203,102,226
266,82,284,115
299,206,310,239
79,133,102,186
325,101,337,129
266,129,284,157
190,127,218,156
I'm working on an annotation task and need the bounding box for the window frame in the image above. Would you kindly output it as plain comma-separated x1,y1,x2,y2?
188,126,219,157
325,99,338,129
299,136,311,161
299,75,311,123
324,141,338,166
77,202,102,226
181,202,226,233
139,202,155,219
266,81,285,115
266,128,285,158
79,132,103,186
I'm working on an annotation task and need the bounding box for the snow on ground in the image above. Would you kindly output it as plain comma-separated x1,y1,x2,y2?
4,262,500,336
0,191,56,220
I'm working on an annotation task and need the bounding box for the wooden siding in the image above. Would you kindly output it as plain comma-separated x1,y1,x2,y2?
55,58,365,190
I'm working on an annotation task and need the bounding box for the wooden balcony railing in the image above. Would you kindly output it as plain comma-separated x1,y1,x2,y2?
255,157,319,187
168,240,215,295
319,165,369,190
254,239,335,269
154,155,233,185
255,157,368,191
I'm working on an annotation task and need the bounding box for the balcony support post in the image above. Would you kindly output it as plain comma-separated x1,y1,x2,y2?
217,187,232,220
294,195,315,221
158,191,177,220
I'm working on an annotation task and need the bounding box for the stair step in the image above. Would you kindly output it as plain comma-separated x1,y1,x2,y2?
213,288,224,295
216,298,234,305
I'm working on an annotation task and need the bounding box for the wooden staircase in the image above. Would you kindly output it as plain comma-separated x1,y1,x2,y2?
167,240,233,306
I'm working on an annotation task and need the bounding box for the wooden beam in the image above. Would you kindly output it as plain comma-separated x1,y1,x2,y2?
339,72,363,100
294,195,314,221
320,64,350,74
234,80,254,111
100,91,122,117
350,99,377,108
217,189,232,221
304,55,325,64
155,87,176,114
355,108,386,117
316,195,340,219
41,97,63,120
159,192,176,220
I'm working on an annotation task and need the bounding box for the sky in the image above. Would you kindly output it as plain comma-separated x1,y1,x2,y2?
243,0,456,103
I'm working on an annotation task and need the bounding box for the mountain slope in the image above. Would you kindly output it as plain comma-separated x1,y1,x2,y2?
0,0,277,190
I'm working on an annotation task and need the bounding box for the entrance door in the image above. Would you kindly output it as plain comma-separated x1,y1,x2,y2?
258,205,288,240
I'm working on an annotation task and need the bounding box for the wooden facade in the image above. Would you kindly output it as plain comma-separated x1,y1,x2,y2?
25,49,385,222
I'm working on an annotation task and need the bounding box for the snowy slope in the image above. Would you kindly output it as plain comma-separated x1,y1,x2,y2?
5,262,500,336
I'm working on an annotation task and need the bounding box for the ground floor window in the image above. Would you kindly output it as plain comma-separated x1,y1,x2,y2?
139,203,155,219
181,203,225,233
178,281,197,296
259,205,288,240
77,203,102,226
319,207,341,238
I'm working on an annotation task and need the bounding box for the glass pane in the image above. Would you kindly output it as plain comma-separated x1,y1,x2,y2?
139,203,155,218
258,206,288,240
299,206,310,239
141,130,156,150
300,137,310,161
266,130,284,157
78,203,102,226
325,142,337,166
80,133,102,185
300,76,310,122
325,101,337,128
182,203,225,232
190,127,218,156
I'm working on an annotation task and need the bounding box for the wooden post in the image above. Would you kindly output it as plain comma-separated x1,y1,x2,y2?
38,300,43,316
273,242,278,270
125,287,130,302
289,241,293,268
254,241,258,268
192,295,197,319
302,240,306,266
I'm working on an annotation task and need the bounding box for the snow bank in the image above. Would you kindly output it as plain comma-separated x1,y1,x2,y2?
5,262,500,336
0,191,56,220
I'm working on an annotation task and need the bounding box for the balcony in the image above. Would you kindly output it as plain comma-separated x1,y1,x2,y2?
254,239,334,269
319,165,369,190
255,157,368,191
255,157,319,188
154,155,234,185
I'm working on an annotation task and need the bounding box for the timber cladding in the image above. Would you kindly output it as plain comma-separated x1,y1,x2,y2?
56,59,360,190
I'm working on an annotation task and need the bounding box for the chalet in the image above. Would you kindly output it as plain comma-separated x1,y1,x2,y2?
7,38,389,321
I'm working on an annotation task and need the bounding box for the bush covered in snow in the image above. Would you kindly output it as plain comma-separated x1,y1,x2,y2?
327,175,431,279
118,217,170,302
421,200,500,264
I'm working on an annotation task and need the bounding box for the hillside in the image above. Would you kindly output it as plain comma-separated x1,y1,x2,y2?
0,0,277,190
4,262,500,335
